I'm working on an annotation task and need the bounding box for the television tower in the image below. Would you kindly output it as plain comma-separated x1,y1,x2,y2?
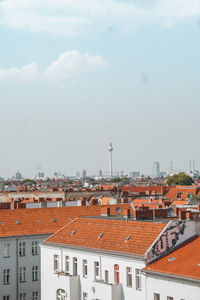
108,141,113,178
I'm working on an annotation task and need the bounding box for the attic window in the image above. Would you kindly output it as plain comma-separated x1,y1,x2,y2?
68,218,72,221
0,221,4,225
125,235,131,242
168,257,176,262
16,220,21,224
36,219,40,223
98,233,103,239
71,230,76,236
52,218,56,222
197,263,200,267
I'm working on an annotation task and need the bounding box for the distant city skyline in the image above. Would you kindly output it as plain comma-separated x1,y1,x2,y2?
0,0,200,177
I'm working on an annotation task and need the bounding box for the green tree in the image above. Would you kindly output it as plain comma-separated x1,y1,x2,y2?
166,172,194,186
190,195,200,202
21,179,36,185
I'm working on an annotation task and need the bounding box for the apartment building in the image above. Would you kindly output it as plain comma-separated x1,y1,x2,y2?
0,205,119,300
41,214,199,300
143,236,200,300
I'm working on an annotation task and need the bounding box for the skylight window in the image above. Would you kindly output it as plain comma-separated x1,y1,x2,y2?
98,233,103,239
197,263,200,267
16,220,21,224
125,235,131,242
52,218,56,222
0,221,4,225
71,230,76,236
168,257,176,262
36,219,40,223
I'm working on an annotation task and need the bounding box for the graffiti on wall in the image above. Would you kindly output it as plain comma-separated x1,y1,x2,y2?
147,221,186,263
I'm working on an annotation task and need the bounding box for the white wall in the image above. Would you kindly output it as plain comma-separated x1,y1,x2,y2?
41,244,146,300
145,273,200,300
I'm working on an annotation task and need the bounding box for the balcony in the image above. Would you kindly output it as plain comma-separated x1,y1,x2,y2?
91,280,122,300
54,272,80,300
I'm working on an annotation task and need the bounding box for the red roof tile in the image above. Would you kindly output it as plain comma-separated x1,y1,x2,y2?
144,236,200,280
45,217,166,256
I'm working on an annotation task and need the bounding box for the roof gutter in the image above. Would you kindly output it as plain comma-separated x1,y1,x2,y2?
43,241,145,261
142,269,200,284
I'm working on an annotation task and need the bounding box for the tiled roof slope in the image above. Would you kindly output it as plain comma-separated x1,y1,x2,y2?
45,217,166,256
144,236,200,280
0,204,130,237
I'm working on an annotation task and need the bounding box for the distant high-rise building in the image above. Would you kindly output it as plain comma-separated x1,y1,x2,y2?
130,171,140,178
108,141,113,178
82,170,87,179
152,162,160,177
99,170,103,177
75,171,80,178
15,171,22,180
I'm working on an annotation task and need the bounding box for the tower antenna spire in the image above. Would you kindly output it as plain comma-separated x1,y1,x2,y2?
108,139,113,178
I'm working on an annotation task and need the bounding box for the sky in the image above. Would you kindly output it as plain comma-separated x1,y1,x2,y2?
0,0,200,178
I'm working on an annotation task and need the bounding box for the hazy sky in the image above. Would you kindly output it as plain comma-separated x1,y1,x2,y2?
0,0,200,178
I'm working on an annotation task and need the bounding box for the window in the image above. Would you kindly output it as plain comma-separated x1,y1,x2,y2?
135,269,141,290
65,256,70,274
83,260,88,277
3,243,10,257
54,254,59,272
83,292,88,300
126,267,132,287
3,269,10,285
20,267,26,283
114,264,120,284
57,289,66,300
167,297,174,300
154,293,160,300
94,261,100,280
20,293,26,300
3,296,10,300
32,241,38,255
19,242,26,256
32,266,39,281
32,292,39,300
105,270,109,283
73,257,77,275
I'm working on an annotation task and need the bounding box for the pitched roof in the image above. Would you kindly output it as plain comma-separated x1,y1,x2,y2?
45,217,166,256
144,236,200,281
0,204,131,238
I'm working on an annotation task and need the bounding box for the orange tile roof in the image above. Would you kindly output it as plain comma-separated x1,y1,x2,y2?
45,217,166,256
144,236,200,280
0,204,131,238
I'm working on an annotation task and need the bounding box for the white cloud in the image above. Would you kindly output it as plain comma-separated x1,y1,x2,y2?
0,50,106,84
1,0,199,36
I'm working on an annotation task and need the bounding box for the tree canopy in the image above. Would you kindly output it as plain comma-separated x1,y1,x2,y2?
166,172,194,186
21,179,36,185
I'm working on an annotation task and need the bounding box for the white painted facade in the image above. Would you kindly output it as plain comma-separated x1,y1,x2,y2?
41,244,146,300
143,272,200,300
0,234,49,300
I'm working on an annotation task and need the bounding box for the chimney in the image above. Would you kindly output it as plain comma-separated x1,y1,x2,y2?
101,207,110,217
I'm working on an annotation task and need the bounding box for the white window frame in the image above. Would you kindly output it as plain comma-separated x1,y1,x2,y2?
83,292,88,300
154,293,160,300
135,268,141,290
126,267,132,287
65,256,70,274
32,266,39,281
73,257,77,276
19,242,26,256
57,289,66,300
20,267,26,283
54,254,59,272
3,243,10,258
83,260,88,277
3,269,10,285
20,293,26,300
94,261,100,280
32,292,39,300
32,241,38,255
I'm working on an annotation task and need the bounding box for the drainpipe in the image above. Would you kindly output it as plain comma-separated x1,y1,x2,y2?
99,255,102,281
16,238,19,300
